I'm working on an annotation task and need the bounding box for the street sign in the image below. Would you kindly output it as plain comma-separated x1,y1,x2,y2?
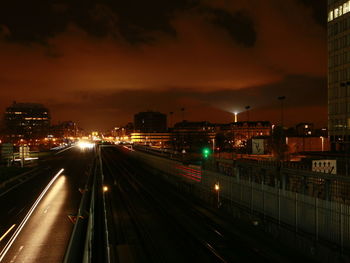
252,139,264,155
312,160,337,175
19,146,30,159
1,143,13,160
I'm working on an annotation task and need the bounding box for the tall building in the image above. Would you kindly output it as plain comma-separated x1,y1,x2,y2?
51,121,78,138
134,111,167,133
4,102,50,139
328,1,350,150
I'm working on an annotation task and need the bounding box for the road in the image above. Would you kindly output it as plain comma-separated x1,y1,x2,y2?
0,145,316,262
101,146,309,263
0,147,94,263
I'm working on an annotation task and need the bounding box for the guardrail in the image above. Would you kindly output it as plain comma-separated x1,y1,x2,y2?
64,145,111,263
63,162,94,263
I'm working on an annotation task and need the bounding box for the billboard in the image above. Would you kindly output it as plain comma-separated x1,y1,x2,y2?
19,146,30,159
252,139,264,155
312,160,337,175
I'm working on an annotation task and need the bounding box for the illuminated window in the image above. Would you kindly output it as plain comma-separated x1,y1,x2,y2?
329,10,334,21
340,6,343,16
345,3,349,13
335,8,339,18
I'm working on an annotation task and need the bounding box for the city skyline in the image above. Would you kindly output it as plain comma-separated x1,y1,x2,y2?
0,0,326,130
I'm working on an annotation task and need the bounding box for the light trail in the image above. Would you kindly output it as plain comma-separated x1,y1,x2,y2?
0,168,64,262
0,225,16,243
55,146,75,155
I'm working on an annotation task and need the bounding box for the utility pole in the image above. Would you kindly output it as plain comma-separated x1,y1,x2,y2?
278,96,286,127
169,111,174,128
341,82,350,175
245,105,250,122
245,105,251,155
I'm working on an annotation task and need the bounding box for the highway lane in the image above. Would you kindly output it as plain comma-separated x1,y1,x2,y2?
101,146,310,263
0,147,94,263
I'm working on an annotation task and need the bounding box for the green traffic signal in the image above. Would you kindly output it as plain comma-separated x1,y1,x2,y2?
202,148,210,158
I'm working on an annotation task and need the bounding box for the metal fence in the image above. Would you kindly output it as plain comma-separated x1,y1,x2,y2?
131,150,350,251
201,170,350,250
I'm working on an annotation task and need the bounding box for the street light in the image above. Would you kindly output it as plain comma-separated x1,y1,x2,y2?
234,112,238,123
214,182,220,207
320,136,324,152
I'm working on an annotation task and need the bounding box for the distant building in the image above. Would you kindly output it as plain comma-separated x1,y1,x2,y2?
112,123,134,138
173,121,216,132
230,121,271,139
171,120,271,150
219,121,272,147
172,121,216,151
287,137,330,153
51,121,78,138
4,102,50,139
134,111,167,133
131,132,171,145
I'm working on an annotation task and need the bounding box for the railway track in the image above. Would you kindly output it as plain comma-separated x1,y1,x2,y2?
101,146,303,263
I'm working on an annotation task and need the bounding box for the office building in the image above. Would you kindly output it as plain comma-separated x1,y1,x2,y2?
328,0,350,150
134,111,167,133
4,102,50,139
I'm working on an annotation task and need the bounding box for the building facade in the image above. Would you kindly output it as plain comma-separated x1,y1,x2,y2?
51,121,78,138
328,0,350,150
131,132,172,145
4,102,50,139
134,111,167,133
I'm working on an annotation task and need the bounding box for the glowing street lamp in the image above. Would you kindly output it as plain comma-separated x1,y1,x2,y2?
214,183,220,191
214,182,220,207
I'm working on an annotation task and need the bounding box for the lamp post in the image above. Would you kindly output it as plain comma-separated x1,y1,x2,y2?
277,96,286,127
234,112,238,123
169,111,174,128
245,106,251,154
181,108,185,121
340,81,350,175
245,105,250,122
214,182,220,208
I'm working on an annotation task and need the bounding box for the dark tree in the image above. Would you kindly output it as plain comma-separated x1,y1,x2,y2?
269,125,289,161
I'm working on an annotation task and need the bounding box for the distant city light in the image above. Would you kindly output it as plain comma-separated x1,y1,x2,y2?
78,141,94,150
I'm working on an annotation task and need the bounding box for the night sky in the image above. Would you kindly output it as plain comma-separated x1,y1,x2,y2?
0,0,327,131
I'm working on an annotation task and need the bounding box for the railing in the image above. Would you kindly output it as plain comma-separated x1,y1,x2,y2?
63,145,112,263
130,149,350,258
63,163,94,263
